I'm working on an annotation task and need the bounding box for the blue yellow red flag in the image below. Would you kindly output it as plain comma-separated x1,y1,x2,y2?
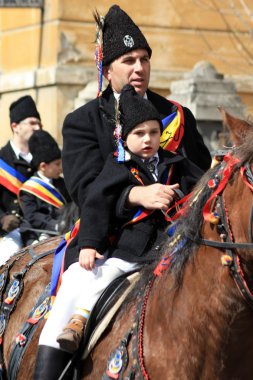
0,158,27,195
19,176,65,208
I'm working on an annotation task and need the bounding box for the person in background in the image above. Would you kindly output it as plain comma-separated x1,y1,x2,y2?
19,130,71,246
0,95,41,261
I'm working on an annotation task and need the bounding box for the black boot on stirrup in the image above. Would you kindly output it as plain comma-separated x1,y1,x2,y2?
32,345,73,380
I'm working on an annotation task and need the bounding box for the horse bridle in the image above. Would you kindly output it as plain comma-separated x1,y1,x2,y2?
196,161,253,308
196,206,253,249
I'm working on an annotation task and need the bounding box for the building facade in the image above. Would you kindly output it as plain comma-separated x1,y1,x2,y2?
0,0,253,145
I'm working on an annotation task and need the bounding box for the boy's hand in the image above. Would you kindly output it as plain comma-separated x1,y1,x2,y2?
127,183,180,210
1,214,20,232
79,248,104,271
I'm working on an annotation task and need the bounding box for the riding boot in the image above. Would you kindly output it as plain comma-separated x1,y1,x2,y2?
56,314,87,353
32,345,73,380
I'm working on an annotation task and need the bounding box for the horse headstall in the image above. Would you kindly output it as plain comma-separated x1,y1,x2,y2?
197,153,253,308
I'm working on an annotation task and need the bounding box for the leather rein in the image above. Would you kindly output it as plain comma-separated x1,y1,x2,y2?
196,162,253,308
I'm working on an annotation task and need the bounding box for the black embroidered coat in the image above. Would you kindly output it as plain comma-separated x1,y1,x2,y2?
62,86,211,209
0,141,35,236
62,85,211,268
65,149,203,267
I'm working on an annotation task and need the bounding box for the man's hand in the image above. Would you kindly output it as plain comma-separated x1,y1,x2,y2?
1,214,20,232
127,183,180,210
79,248,104,271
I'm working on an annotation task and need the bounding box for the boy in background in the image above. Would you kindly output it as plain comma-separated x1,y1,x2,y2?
19,130,71,246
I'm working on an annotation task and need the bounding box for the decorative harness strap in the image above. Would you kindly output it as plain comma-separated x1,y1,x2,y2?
198,157,253,309
0,247,54,378
0,158,27,195
7,283,51,380
102,277,156,380
19,176,66,209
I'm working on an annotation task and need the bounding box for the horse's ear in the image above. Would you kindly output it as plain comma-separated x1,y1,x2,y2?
218,106,253,146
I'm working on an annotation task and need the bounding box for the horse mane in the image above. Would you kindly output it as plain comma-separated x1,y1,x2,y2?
127,131,253,302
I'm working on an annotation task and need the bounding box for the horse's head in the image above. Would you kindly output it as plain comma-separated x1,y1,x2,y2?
209,109,253,257
219,106,252,147
190,109,253,303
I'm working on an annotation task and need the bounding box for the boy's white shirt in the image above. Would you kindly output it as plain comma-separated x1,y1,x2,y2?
37,170,53,184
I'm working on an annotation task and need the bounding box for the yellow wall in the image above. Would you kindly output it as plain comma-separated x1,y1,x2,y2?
0,0,253,146
1,0,253,73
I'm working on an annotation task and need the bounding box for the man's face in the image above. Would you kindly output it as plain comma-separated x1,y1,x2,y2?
103,49,151,97
12,117,42,143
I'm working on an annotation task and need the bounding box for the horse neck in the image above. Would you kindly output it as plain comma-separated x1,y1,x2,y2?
142,166,253,378
144,245,253,379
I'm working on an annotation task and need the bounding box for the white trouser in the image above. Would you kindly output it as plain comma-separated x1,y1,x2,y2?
39,259,140,349
0,228,22,266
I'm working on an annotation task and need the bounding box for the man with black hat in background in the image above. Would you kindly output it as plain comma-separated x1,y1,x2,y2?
0,95,42,258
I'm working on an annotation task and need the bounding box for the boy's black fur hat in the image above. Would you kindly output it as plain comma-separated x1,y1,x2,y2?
28,130,61,169
119,84,162,139
102,5,152,66
9,95,41,124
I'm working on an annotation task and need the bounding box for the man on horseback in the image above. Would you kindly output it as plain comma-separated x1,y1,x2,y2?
33,4,211,379
0,96,42,261
61,3,211,278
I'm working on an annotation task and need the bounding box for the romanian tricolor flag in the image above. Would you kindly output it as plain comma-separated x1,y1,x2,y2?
50,219,80,298
0,158,27,195
122,207,154,228
160,100,185,153
19,176,65,209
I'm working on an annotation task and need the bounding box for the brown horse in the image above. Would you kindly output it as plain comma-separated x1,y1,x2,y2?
77,110,253,380
1,110,253,380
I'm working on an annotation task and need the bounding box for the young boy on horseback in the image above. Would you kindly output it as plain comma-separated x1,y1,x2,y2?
19,130,71,246
53,84,203,354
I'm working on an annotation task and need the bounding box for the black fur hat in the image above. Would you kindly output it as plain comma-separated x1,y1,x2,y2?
119,85,162,139
28,130,61,168
99,5,152,66
9,95,41,124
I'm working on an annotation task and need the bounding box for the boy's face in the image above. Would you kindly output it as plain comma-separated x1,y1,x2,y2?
40,159,62,179
124,120,161,159
103,49,151,97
